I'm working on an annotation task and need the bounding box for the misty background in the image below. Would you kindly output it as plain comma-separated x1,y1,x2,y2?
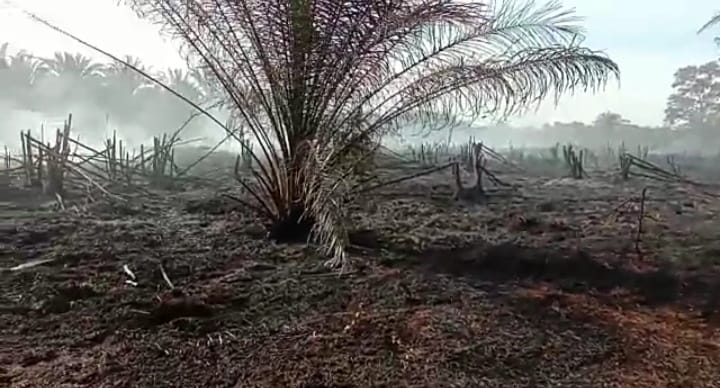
1,0,720,155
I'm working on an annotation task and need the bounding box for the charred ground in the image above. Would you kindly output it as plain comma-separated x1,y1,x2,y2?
2,147,720,387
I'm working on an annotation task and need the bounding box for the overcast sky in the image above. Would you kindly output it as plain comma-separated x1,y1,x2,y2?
0,0,718,127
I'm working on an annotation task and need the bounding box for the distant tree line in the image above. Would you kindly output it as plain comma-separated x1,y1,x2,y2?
500,111,678,151
0,42,224,142
527,11,720,153
532,54,720,151
541,113,670,147
1,38,717,150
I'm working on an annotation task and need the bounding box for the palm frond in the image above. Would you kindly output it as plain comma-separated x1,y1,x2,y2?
699,12,720,34
84,0,617,268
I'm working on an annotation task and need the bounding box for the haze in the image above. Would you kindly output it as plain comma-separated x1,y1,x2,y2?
0,0,718,151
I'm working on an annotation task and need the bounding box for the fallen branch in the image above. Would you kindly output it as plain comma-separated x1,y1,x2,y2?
159,264,175,290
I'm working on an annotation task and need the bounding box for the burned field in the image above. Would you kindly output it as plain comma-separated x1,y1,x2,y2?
2,134,720,387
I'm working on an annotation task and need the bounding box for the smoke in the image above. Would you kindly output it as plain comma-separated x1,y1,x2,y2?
0,100,233,154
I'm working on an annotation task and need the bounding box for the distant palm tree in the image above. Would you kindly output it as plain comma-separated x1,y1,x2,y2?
36,52,106,113
0,49,41,81
42,51,105,78
125,68,206,136
97,55,152,125
160,68,205,103
103,55,149,91
0,43,49,109
187,67,226,105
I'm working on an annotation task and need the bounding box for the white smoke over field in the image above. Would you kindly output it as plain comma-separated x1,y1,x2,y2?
0,102,238,156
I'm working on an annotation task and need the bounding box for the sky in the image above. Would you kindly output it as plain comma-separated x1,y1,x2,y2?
0,0,718,128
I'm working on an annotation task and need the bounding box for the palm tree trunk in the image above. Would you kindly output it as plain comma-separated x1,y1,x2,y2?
266,0,317,243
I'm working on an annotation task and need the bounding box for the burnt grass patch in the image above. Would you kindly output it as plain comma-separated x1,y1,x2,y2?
2,173,720,387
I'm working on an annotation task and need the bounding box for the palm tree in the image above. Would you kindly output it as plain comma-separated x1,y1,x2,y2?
102,55,149,92
133,68,208,136
97,55,152,125
42,51,105,78
188,67,225,103
160,68,204,102
37,52,106,111
0,44,49,109
120,0,618,267
0,49,39,87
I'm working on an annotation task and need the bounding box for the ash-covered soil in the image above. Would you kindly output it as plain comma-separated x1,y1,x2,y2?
2,162,720,387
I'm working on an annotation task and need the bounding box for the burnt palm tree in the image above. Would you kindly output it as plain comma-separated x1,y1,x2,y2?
118,0,618,267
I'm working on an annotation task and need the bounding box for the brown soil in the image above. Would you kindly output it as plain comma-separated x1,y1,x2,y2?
2,164,720,387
